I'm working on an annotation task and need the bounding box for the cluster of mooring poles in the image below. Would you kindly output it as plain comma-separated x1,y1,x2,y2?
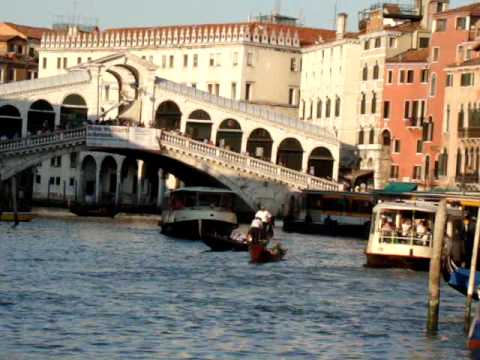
427,199,480,336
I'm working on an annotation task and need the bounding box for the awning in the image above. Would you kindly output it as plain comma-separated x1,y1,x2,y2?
381,182,418,194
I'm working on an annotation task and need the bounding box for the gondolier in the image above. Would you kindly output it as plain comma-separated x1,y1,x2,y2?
248,217,263,244
255,205,273,239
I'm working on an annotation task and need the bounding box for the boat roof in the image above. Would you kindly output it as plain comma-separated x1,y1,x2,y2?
171,187,234,194
373,200,463,216
374,201,439,213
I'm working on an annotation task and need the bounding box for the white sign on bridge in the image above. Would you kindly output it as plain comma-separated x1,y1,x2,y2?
86,126,161,151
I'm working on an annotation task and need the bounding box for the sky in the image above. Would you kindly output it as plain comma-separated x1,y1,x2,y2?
2,0,476,31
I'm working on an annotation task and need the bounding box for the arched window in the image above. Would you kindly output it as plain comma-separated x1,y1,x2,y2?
371,92,377,114
308,100,313,119
425,155,430,180
381,129,391,146
430,73,437,97
335,96,341,117
458,105,465,130
369,128,375,144
325,98,331,118
362,64,368,81
316,99,322,119
373,63,379,80
360,93,366,115
456,150,462,176
445,104,450,133
358,129,365,145
300,100,305,119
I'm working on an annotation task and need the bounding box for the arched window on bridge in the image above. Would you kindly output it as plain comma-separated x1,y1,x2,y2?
186,110,212,142
276,138,303,171
247,128,273,161
155,101,182,131
308,147,334,179
0,104,22,140
28,100,55,135
216,119,242,153
60,94,88,129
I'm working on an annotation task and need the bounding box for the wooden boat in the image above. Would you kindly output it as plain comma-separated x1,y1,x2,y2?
365,201,462,271
469,300,480,352
161,187,237,240
202,233,249,252
249,244,287,264
70,202,117,218
0,212,34,222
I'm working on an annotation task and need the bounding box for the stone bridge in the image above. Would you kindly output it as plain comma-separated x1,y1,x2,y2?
0,126,340,212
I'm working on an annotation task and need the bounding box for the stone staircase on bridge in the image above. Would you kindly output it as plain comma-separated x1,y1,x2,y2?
0,126,340,207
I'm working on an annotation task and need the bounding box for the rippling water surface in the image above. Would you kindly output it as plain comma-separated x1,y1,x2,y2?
0,217,472,359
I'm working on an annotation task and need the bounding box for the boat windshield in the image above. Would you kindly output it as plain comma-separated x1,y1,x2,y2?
169,191,233,209
377,209,434,247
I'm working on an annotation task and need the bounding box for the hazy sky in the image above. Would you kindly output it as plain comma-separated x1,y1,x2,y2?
2,0,475,30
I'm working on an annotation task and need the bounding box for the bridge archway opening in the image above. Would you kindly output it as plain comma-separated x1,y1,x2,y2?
216,119,242,152
186,110,212,142
247,128,273,161
28,100,55,134
155,101,182,131
99,156,118,204
0,105,22,140
308,147,334,179
120,158,138,205
277,138,303,171
81,156,97,202
141,162,159,206
61,94,88,129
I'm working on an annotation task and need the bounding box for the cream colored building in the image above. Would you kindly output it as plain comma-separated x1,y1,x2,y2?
299,14,361,147
39,20,334,116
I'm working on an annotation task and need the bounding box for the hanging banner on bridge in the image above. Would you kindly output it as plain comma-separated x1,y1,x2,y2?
86,125,161,151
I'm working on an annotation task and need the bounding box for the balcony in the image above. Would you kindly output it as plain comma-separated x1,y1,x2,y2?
405,117,423,129
458,127,480,139
456,173,480,185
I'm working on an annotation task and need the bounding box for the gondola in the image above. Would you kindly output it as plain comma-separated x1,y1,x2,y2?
442,254,480,300
249,244,287,264
202,233,249,252
70,202,117,218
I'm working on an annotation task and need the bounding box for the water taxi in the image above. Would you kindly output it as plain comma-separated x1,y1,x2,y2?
160,187,238,240
283,191,375,238
365,201,461,271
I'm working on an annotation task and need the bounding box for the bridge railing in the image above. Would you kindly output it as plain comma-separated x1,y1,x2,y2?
155,78,338,145
160,131,340,191
0,128,87,154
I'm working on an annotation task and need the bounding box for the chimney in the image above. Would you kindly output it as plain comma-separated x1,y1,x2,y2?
336,13,347,40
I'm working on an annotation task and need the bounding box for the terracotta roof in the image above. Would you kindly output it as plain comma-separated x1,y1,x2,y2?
2,22,51,40
435,3,480,17
0,34,21,42
386,48,429,63
103,22,336,47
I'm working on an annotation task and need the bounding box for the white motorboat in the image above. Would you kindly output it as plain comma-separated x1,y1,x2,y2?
160,187,238,240
365,201,461,271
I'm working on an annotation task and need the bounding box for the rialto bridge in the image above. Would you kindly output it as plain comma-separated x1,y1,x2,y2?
0,53,341,213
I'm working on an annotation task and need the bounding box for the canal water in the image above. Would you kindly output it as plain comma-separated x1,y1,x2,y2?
0,217,472,359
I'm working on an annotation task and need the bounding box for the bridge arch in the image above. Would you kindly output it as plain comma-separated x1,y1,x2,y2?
155,100,182,131
216,118,242,152
28,100,55,135
0,104,22,140
308,147,334,178
99,156,118,204
276,137,303,171
80,155,97,203
120,158,138,205
247,128,273,161
186,109,212,141
60,94,88,129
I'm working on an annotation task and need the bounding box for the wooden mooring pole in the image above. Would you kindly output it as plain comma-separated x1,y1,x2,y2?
427,199,447,335
11,176,18,227
464,207,480,333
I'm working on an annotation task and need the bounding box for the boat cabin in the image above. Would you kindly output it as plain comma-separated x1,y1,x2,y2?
165,187,234,211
